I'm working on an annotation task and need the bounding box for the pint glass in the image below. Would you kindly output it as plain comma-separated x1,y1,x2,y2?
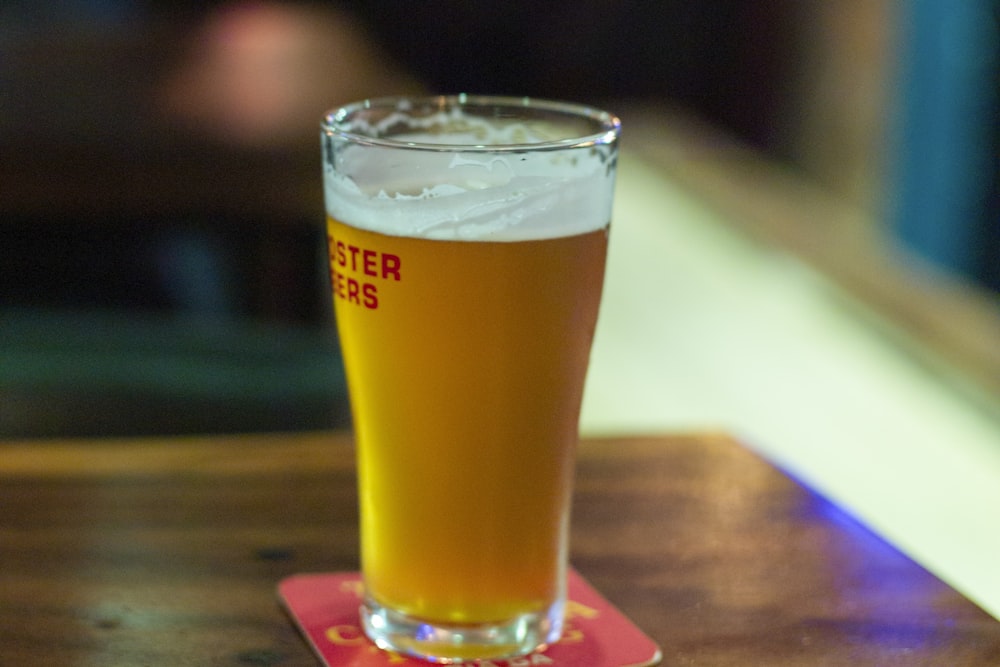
321,95,620,663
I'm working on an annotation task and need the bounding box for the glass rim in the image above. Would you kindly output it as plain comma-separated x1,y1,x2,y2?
321,94,621,153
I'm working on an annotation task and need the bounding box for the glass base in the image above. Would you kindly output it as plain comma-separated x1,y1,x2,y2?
360,595,565,664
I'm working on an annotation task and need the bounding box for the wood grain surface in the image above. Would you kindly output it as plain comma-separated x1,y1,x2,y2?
2,431,998,665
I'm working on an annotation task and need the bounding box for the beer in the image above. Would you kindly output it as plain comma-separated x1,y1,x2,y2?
321,95,619,661
327,216,608,624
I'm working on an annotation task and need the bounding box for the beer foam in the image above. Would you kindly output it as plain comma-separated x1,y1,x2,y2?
324,130,616,242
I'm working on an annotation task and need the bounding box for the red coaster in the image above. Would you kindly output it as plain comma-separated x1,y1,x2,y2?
278,569,661,666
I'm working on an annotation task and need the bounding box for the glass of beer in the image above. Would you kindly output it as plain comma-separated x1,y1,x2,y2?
320,95,620,663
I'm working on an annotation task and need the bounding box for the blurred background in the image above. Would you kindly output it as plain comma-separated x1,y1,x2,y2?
2,0,1000,622
0,0,997,436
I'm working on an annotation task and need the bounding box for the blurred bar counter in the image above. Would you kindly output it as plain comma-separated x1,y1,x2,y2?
580,115,1000,624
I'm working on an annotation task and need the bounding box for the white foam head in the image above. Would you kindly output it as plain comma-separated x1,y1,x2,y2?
322,100,619,241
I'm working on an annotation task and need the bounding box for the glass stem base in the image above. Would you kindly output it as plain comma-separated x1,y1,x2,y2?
360,595,565,664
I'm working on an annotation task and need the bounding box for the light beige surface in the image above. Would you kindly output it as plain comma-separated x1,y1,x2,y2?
581,154,1000,620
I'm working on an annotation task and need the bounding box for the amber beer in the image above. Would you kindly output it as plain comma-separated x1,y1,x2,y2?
329,216,607,621
321,96,619,662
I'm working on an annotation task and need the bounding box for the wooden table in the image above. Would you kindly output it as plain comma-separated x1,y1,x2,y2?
2,431,998,665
